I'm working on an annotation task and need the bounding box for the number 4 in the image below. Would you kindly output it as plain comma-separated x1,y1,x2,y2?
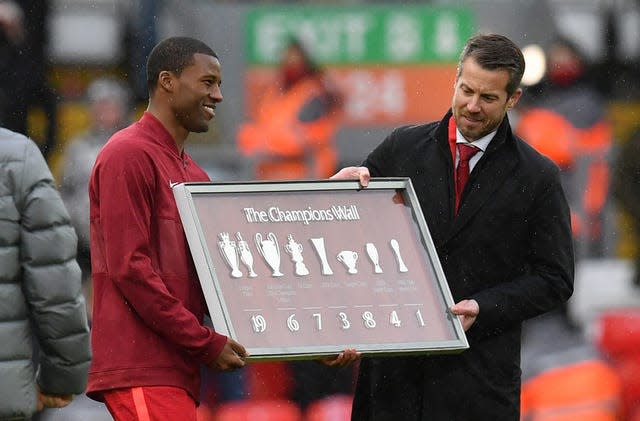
390,310,402,327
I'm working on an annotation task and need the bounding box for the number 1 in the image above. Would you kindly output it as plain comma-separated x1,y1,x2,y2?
415,309,425,327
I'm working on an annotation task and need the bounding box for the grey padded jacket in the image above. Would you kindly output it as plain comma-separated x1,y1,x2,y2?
0,128,91,420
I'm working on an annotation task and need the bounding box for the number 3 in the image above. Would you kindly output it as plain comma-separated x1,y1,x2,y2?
338,312,351,330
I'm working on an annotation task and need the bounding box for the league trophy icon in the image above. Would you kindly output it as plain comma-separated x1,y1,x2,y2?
390,238,409,273
236,232,257,278
255,232,283,277
310,237,333,275
337,250,359,275
218,232,243,278
284,234,309,276
365,242,383,273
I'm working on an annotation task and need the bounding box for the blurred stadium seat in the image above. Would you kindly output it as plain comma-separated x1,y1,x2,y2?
595,309,640,360
244,362,294,401
595,309,640,419
213,399,302,421
616,357,640,420
304,394,353,421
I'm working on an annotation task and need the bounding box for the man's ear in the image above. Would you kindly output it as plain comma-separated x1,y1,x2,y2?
507,88,523,109
158,71,174,93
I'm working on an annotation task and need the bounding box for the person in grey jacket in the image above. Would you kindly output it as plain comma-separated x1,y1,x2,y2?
0,127,91,420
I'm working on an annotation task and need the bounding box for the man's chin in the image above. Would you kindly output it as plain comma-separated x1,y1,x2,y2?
190,123,210,133
459,129,479,142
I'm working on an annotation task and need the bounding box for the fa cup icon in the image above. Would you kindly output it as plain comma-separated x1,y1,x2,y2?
284,234,309,276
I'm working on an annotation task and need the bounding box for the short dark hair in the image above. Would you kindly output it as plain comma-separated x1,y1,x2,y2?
147,36,218,95
457,33,525,96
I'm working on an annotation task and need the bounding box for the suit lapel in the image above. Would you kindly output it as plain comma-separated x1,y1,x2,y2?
411,112,456,248
445,116,519,242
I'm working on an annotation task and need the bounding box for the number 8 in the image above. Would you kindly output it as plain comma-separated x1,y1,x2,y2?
362,311,376,329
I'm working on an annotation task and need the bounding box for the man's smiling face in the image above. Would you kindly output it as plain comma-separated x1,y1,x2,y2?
171,53,223,134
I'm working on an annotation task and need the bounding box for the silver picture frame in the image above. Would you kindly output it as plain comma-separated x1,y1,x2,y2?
173,178,468,360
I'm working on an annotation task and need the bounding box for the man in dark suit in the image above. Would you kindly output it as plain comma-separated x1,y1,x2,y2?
332,33,574,420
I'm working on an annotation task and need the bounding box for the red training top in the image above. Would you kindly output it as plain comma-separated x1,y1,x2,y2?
86,112,227,401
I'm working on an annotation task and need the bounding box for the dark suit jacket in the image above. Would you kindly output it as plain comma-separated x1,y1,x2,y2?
351,110,574,421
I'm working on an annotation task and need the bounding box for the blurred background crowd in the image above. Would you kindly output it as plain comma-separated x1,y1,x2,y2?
2,0,640,420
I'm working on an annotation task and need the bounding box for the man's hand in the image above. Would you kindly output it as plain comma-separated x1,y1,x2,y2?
450,299,479,331
319,348,361,368
36,385,73,411
209,338,248,372
330,166,370,187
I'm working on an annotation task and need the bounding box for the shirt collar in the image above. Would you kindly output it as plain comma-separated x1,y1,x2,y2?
456,128,496,152
139,111,182,157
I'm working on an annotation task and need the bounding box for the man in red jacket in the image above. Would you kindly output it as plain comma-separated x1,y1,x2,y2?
86,36,248,420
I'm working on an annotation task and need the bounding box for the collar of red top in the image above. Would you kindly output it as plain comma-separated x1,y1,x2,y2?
139,112,185,159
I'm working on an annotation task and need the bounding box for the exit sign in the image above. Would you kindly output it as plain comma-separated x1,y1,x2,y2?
245,5,475,65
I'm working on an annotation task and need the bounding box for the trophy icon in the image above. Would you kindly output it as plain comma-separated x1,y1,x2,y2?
218,232,243,278
255,232,283,277
365,242,383,273
337,250,359,274
236,232,257,277
390,238,409,273
310,237,333,275
284,234,309,276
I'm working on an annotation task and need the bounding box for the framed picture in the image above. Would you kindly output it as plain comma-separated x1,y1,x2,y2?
173,178,468,360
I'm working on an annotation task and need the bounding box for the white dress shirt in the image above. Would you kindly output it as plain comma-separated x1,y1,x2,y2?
455,128,497,172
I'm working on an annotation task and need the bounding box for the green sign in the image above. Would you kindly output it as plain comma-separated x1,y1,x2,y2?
244,5,475,65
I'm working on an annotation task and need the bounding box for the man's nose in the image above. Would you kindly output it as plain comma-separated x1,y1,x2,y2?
467,97,480,112
211,86,223,102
